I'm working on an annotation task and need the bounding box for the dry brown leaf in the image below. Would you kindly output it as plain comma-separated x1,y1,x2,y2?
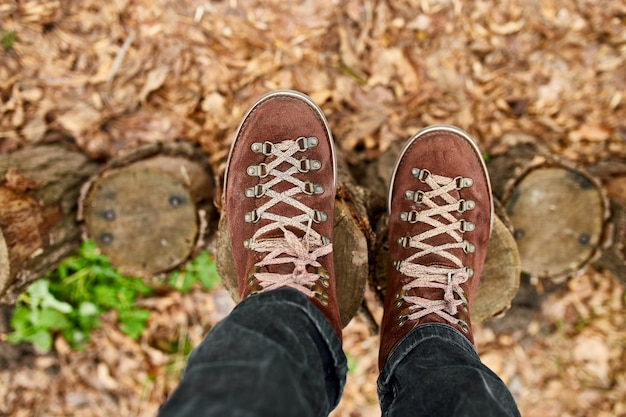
139,67,170,103
568,124,612,142
56,102,102,138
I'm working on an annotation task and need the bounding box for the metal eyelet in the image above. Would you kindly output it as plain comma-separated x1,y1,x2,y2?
459,219,475,232
457,199,475,213
249,284,263,295
313,210,327,223
245,184,266,198
400,210,419,223
393,260,403,271
296,136,319,151
246,163,269,178
298,158,321,172
319,276,330,288
397,308,412,326
243,238,252,248
315,270,331,288
458,320,470,333
397,236,410,248
247,266,260,287
321,236,331,245
244,209,261,223
299,158,311,173
411,168,431,182
302,182,324,195
315,266,330,280
251,141,273,155
405,190,424,203
314,290,330,306
394,290,407,308
465,267,474,277
463,241,476,253
455,176,474,189
461,302,469,314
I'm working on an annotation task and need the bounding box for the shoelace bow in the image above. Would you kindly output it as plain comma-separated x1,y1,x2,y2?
396,170,472,325
248,138,331,298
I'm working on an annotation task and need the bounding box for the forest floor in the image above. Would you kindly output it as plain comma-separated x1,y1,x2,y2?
1,0,626,416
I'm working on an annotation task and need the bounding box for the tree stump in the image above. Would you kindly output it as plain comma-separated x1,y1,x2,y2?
78,142,216,277
589,160,626,285
0,145,99,305
487,136,609,279
362,140,521,323
215,155,371,327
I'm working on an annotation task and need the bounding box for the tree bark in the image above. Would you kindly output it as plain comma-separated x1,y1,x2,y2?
589,160,626,285
0,144,99,305
78,141,216,278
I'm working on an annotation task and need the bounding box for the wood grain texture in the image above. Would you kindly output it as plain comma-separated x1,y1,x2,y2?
79,142,215,277
0,145,99,303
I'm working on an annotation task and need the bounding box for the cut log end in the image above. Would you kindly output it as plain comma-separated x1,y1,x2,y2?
83,166,199,274
80,143,215,277
505,166,607,278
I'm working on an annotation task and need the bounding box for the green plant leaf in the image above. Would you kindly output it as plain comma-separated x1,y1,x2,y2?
195,253,221,290
119,309,150,340
28,329,53,353
167,251,221,292
33,308,71,330
27,280,73,314
9,306,32,333
76,301,100,331
167,270,194,293
93,285,121,309
8,240,157,352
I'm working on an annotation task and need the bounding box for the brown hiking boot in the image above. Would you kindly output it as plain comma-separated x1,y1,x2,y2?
379,126,493,369
223,90,342,338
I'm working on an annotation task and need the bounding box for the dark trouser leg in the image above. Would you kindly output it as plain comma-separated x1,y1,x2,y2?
378,323,521,417
158,288,347,417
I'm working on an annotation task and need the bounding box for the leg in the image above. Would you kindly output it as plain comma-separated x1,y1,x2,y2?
378,324,519,417
378,126,520,416
158,288,346,417
160,91,346,416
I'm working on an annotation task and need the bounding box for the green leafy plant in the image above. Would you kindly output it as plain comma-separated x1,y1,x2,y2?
7,243,222,353
166,251,221,293
345,351,358,375
1,30,16,51
7,240,152,352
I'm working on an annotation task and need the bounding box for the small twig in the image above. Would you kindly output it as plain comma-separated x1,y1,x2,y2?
107,29,136,88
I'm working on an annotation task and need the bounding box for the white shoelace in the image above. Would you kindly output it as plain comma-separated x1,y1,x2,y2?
396,170,473,325
247,138,331,297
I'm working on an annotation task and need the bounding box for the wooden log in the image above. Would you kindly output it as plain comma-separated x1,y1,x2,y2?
0,144,100,304
363,139,521,323
78,142,216,277
589,160,626,285
215,155,371,328
488,138,609,279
